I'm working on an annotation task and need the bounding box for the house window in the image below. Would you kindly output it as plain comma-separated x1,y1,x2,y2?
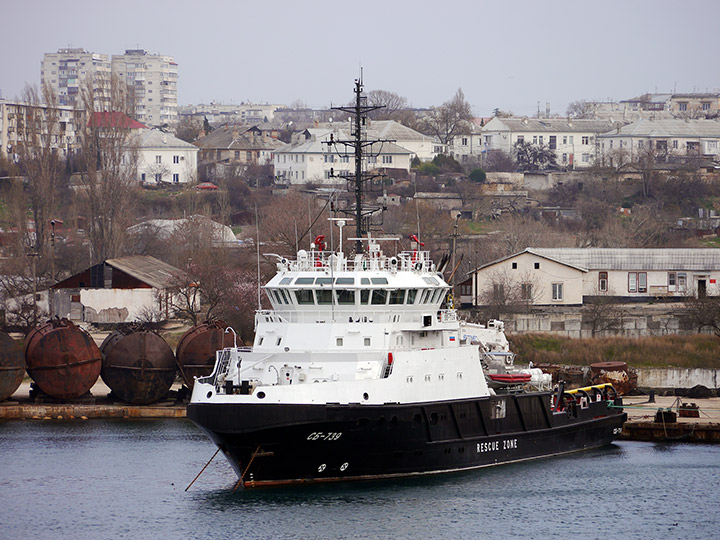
551,283,563,301
668,272,676,289
562,136,567,145
538,136,543,145
677,272,687,290
562,153,568,163
173,155,180,164
678,102,688,111
155,155,161,163
246,151,252,161
533,136,538,144
234,150,240,159
516,136,524,144
521,283,532,300
155,173,162,182
569,136,574,144
382,155,393,164
582,136,589,145
534,262,540,269
324,154,334,163
368,156,377,164
173,173,179,183
628,272,646,292
599,272,608,292
582,153,590,162
702,102,711,111
511,262,517,269
461,137,468,146
340,155,349,163
141,173,146,182
638,140,644,148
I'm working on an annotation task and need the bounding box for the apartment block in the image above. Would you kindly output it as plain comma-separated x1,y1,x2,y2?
41,48,111,108
111,49,178,127
0,99,82,159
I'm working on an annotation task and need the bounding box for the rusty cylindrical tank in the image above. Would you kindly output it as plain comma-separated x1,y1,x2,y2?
176,321,239,388
100,329,177,405
590,361,637,395
0,330,25,401
24,319,101,399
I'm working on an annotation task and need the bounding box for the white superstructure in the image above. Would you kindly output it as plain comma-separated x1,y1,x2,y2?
191,230,498,407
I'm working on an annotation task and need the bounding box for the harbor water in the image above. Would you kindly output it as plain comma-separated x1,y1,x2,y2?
1,419,719,540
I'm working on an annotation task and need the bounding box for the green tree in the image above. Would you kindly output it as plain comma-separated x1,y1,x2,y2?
469,168,486,183
513,140,557,171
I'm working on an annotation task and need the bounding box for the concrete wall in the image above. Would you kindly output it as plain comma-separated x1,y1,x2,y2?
636,368,720,389
500,311,685,339
79,289,156,323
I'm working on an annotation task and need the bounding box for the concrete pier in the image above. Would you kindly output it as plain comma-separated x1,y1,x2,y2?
620,395,720,443
0,380,186,420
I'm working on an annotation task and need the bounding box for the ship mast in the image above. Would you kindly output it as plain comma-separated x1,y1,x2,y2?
325,76,393,253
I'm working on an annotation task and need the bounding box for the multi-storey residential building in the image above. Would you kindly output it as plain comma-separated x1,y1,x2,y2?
111,49,178,128
273,127,413,185
0,99,82,159
41,48,111,108
195,124,285,166
597,118,720,166
137,129,198,185
178,103,283,125
480,117,618,169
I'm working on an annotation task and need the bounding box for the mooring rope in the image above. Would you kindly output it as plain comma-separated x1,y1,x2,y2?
185,447,221,492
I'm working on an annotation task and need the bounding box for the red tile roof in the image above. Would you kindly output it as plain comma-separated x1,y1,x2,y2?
88,112,148,129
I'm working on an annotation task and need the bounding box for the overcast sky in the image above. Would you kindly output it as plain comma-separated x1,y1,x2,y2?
3,0,719,117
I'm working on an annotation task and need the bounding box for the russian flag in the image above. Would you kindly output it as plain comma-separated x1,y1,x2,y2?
449,335,456,342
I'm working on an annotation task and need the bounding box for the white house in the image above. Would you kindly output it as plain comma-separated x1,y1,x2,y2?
274,127,413,185
597,118,720,166
136,129,198,185
466,248,720,307
366,120,441,162
480,117,619,169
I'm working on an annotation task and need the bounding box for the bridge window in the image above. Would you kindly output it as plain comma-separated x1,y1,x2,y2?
280,289,292,304
280,277,292,285
389,289,406,304
360,290,370,304
371,289,388,305
371,277,389,285
295,289,314,305
337,289,355,305
295,277,314,285
407,289,418,304
317,289,333,304
316,277,334,285
336,278,354,285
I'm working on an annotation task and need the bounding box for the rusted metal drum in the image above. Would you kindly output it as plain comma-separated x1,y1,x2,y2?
100,329,177,404
176,321,238,388
590,361,637,395
0,330,25,401
24,319,101,399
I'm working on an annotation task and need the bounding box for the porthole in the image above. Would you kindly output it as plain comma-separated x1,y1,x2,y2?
363,392,369,400
257,391,266,399
206,391,213,399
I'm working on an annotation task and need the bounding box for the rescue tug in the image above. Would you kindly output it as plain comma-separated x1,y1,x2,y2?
187,80,626,488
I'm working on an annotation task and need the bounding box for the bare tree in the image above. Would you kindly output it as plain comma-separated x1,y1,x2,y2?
77,74,140,262
483,149,516,172
582,288,628,336
566,100,594,119
476,269,543,319
175,115,204,142
16,84,65,258
420,88,474,145
366,90,409,120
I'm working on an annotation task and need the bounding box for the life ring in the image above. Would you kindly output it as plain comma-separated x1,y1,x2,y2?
414,262,423,271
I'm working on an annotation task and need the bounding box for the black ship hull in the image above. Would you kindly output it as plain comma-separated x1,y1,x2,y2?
187,391,627,487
